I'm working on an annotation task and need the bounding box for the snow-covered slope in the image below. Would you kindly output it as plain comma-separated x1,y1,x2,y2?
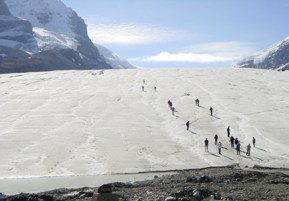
5,0,78,51
0,68,288,193
96,44,135,69
235,36,289,70
6,0,76,36
3,0,134,69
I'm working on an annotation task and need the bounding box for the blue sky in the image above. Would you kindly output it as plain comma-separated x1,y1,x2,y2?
61,0,289,68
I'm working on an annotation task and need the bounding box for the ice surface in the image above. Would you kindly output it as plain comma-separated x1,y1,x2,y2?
0,68,289,193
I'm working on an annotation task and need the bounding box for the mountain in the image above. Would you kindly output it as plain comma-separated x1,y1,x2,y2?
235,36,289,71
96,44,135,69
0,48,92,74
0,0,134,73
0,0,37,53
0,0,10,15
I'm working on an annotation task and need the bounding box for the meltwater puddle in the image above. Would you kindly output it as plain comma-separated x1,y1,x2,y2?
0,172,176,195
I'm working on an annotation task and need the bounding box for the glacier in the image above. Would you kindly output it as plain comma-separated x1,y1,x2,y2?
0,68,288,194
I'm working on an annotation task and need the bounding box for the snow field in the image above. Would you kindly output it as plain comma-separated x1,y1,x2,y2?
0,68,289,182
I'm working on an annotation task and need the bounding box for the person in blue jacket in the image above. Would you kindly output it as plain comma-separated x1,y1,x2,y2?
236,143,241,155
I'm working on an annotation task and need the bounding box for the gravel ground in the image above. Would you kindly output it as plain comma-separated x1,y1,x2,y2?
3,165,289,201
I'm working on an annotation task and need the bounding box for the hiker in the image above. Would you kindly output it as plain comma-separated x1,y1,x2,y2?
186,121,190,131
168,100,173,110
195,99,199,106
227,126,230,137
217,141,222,154
205,138,209,152
253,137,256,147
172,107,175,116
234,138,239,147
246,144,251,156
210,107,213,116
236,143,241,155
230,136,235,148
214,134,218,145
142,86,144,91
154,86,157,92
143,79,145,84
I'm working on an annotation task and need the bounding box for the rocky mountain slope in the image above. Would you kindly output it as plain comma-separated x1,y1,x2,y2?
0,0,37,53
0,48,93,74
235,36,289,71
0,0,134,73
0,0,10,15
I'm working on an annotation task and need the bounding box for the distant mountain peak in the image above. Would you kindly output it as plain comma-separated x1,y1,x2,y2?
235,36,289,71
96,44,135,69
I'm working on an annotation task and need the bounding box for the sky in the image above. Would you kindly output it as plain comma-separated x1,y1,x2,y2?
61,0,289,68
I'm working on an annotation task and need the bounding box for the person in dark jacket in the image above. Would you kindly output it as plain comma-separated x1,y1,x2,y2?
195,99,200,106
234,138,239,147
230,136,235,148
210,107,213,116
246,144,251,156
227,126,230,137
168,100,173,110
214,134,218,145
205,138,209,152
186,121,190,130
217,141,222,154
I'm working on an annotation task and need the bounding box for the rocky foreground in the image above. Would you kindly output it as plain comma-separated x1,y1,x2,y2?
4,165,289,201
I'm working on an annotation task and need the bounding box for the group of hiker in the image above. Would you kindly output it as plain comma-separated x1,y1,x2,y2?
182,95,255,157
142,79,257,159
196,96,255,157
195,98,214,116
207,136,222,154
205,122,256,157
205,124,256,157
142,79,157,92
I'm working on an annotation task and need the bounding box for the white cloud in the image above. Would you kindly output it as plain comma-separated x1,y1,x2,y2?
87,23,191,45
129,51,233,63
183,41,257,59
129,41,257,63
